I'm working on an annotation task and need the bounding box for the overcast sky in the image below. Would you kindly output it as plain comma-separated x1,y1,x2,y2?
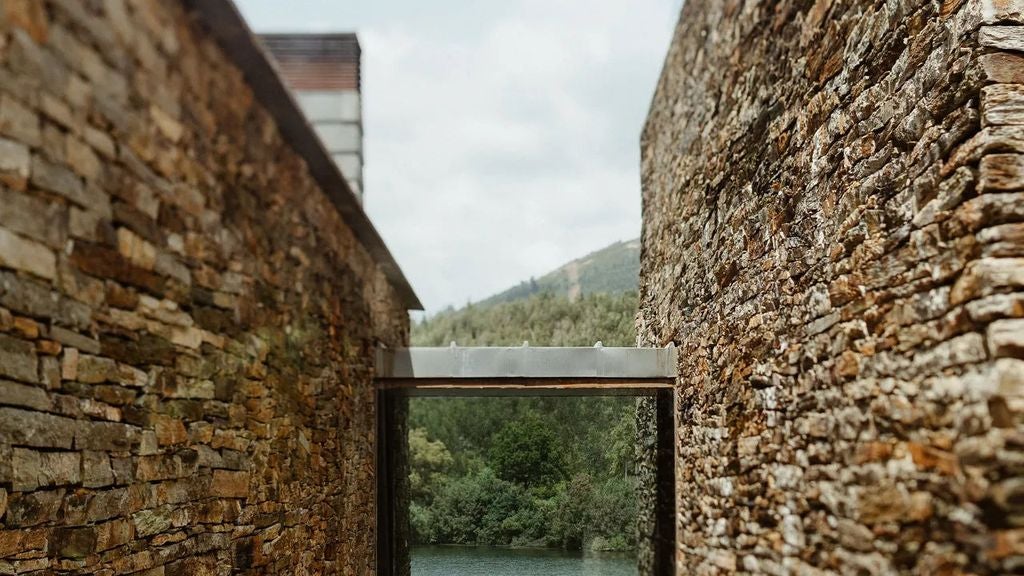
235,0,682,313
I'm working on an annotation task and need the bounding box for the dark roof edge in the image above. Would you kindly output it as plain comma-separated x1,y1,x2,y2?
182,0,423,310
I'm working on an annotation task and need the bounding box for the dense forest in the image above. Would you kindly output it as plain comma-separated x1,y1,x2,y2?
409,290,639,551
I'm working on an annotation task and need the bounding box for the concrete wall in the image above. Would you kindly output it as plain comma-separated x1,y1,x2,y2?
0,0,407,573
640,0,1024,573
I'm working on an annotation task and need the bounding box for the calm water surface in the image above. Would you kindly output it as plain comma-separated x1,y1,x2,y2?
411,546,637,576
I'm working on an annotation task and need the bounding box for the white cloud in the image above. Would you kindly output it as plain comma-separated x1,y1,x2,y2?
237,0,682,312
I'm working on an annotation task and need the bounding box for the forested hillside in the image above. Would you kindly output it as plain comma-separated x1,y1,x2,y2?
409,248,641,551
477,238,639,307
413,291,637,347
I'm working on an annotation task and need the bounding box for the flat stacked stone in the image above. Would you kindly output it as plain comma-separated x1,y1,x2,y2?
0,0,408,573
640,0,1024,573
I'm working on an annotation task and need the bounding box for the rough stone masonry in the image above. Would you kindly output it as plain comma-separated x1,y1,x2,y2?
640,0,1024,573
0,0,413,574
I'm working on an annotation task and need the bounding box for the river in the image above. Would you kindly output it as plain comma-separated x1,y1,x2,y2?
411,546,637,576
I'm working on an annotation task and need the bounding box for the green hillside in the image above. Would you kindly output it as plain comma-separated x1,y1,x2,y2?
408,239,642,552
477,238,640,307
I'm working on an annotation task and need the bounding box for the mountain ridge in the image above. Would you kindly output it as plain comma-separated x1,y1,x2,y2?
477,238,640,308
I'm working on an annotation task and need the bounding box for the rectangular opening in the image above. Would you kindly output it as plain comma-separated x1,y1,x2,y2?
376,385,675,576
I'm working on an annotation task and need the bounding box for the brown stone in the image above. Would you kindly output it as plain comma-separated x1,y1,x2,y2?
70,242,165,294
51,526,97,559
211,469,249,499
155,416,188,446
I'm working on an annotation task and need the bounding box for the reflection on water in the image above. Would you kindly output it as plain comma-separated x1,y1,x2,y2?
411,545,637,576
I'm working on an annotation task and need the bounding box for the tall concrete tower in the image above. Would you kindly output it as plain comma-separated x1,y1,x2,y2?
261,33,365,202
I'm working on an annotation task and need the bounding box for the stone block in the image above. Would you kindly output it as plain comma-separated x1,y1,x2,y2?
3,489,64,527
984,84,1024,127
951,258,1024,305
0,379,49,410
0,333,37,383
0,186,67,247
11,448,80,490
990,319,1024,359
70,242,165,294
51,327,100,355
68,206,104,241
155,416,188,446
0,227,55,280
981,52,1024,84
981,154,1024,192
39,355,60,389
30,155,90,207
0,137,30,190
116,227,157,270
0,271,57,320
94,517,133,552
132,507,173,537
66,135,101,180
210,469,249,499
0,95,40,147
980,25,1024,52
61,347,79,380
81,451,114,488
76,353,117,383
51,526,97,559
75,420,138,452
135,453,192,482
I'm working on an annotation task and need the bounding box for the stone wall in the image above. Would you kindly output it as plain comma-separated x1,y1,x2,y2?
0,0,409,573
640,0,1024,573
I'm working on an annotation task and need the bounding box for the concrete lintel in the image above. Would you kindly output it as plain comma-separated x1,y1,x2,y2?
376,346,678,380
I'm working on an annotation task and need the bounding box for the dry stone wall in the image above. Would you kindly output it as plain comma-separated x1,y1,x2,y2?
0,0,408,573
640,0,1024,573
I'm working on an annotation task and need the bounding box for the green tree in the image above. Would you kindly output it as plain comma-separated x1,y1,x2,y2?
408,428,453,503
488,414,564,488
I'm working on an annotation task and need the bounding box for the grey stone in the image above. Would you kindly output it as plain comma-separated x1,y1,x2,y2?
3,489,64,527
0,138,30,189
0,95,40,147
0,188,66,249
50,326,100,354
0,407,76,449
0,379,49,410
81,451,114,488
0,333,38,383
29,155,88,207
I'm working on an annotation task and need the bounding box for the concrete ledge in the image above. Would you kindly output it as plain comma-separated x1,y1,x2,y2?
376,346,678,380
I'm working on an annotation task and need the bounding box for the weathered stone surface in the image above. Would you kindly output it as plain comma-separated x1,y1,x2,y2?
210,470,249,499
0,2,409,574
0,379,49,410
0,138,30,190
0,407,73,448
11,448,80,490
989,318,1024,358
0,228,55,280
76,353,117,383
980,25,1024,52
81,450,114,488
0,184,66,245
640,0,1024,574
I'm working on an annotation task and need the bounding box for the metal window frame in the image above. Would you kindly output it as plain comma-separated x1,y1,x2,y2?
375,346,678,576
